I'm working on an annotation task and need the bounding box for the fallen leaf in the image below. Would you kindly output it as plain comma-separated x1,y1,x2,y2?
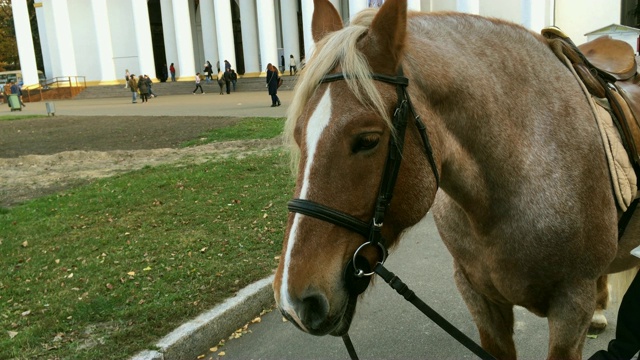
55,259,60,264
587,334,598,339
282,317,288,322
263,213,268,219
143,266,152,271
209,346,218,352
7,331,18,339
21,241,28,248
127,271,135,276
197,355,205,359
21,310,30,317
218,351,226,356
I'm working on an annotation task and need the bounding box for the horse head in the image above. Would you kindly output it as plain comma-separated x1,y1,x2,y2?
273,0,439,336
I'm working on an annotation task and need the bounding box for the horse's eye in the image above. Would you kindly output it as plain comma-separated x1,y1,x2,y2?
353,134,380,153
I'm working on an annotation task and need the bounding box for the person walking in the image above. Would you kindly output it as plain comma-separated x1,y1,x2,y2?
124,69,130,88
204,61,213,84
9,80,25,108
230,69,238,91
223,68,232,94
170,63,176,82
266,63,281,107
144,75,157,98
289,55,297,75
217,71,225,95
128,73,138,103
193,73,205,94
138,75,149,103
224,60,231,72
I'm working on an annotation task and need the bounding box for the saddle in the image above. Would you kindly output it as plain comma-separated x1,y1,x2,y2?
542,27,640,168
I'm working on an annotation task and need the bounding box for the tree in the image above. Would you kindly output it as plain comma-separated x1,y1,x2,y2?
0,0,43,72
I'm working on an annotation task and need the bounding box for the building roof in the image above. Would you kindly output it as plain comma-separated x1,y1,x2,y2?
585,24,640,36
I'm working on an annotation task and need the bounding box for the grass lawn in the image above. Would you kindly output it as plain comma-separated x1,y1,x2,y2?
0,117,292,359
0,114,48,121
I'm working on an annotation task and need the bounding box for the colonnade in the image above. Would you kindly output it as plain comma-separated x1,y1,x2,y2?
13,0,565,87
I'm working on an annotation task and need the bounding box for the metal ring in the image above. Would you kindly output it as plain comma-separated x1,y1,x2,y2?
352,241,388,277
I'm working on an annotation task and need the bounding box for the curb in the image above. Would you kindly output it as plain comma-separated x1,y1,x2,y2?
130,275,275,360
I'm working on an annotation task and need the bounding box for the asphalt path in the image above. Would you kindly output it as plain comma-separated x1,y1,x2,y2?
219,213,617,360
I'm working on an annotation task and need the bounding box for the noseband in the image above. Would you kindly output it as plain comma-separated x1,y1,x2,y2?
287,67,440,295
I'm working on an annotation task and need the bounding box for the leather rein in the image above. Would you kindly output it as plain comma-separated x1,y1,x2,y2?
286,68,496,360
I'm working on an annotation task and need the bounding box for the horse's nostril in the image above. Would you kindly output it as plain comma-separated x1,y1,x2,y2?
299,293,330,331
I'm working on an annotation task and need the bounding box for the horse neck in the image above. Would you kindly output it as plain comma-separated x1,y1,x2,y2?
404,13,598,217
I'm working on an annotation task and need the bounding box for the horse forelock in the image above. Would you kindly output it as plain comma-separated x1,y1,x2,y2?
285,7,395,172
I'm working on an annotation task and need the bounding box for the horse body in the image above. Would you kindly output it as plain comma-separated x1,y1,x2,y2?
274,1,640,358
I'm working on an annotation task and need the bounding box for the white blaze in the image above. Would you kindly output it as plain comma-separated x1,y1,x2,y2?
279,89,333,328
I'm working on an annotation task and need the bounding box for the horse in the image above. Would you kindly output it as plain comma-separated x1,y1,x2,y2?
272,0,640,358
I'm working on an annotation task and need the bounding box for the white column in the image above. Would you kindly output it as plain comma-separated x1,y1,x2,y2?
240,0,261,75
257,0,279,75
131,0,156,77
200,0,219,67
456,0,479,14
161,0,179,78
522,0,547,33
408,0,421,11
89,0,117,84
45,0,77,77
281,0,300,74
34,1,52,80
172,0,196,80
301,0,314,59
12,0,39,86
349,0,368,20
214,0,237,71
329,0,341,15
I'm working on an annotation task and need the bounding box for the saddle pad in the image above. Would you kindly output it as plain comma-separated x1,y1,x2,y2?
592,99,638,211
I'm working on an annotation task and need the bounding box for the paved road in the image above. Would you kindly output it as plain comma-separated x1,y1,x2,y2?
2,90,291,118
219,214,618,360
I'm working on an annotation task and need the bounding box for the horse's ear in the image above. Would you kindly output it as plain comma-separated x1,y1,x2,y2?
364,0,407,72
312,0,343,43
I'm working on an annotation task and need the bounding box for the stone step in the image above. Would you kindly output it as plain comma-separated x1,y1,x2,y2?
74,75,297,100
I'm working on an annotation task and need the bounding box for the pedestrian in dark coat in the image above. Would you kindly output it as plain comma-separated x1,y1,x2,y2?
138,75,149,103
266,63,280,107
223,68,232,94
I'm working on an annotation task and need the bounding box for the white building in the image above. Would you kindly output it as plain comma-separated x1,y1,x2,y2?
11,0,627,87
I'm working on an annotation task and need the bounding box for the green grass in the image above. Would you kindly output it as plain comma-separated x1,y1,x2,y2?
181,117,286,147
0,118,293,359
0,114,48,121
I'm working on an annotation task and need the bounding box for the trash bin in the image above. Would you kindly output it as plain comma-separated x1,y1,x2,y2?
8,94,21,111
46,102,55,116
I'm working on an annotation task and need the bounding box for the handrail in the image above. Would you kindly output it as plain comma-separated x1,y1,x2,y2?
22,76,87,102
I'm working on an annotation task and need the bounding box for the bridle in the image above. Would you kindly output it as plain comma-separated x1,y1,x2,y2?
285,67,497,360
288,66,439,294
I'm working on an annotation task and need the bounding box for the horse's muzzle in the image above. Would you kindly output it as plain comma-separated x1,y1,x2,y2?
279,292,357,337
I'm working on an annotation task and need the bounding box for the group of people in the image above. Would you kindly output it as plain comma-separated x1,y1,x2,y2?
126,72,157,103
124,55,301,107
193,60,238,95
2,79,25,108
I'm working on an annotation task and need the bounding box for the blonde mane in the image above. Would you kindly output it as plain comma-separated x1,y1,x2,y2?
284,8,393,169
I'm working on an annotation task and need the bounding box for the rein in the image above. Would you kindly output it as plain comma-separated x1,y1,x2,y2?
287,68,496,359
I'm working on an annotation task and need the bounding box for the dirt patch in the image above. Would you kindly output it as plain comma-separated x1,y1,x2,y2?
0,116,282,207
